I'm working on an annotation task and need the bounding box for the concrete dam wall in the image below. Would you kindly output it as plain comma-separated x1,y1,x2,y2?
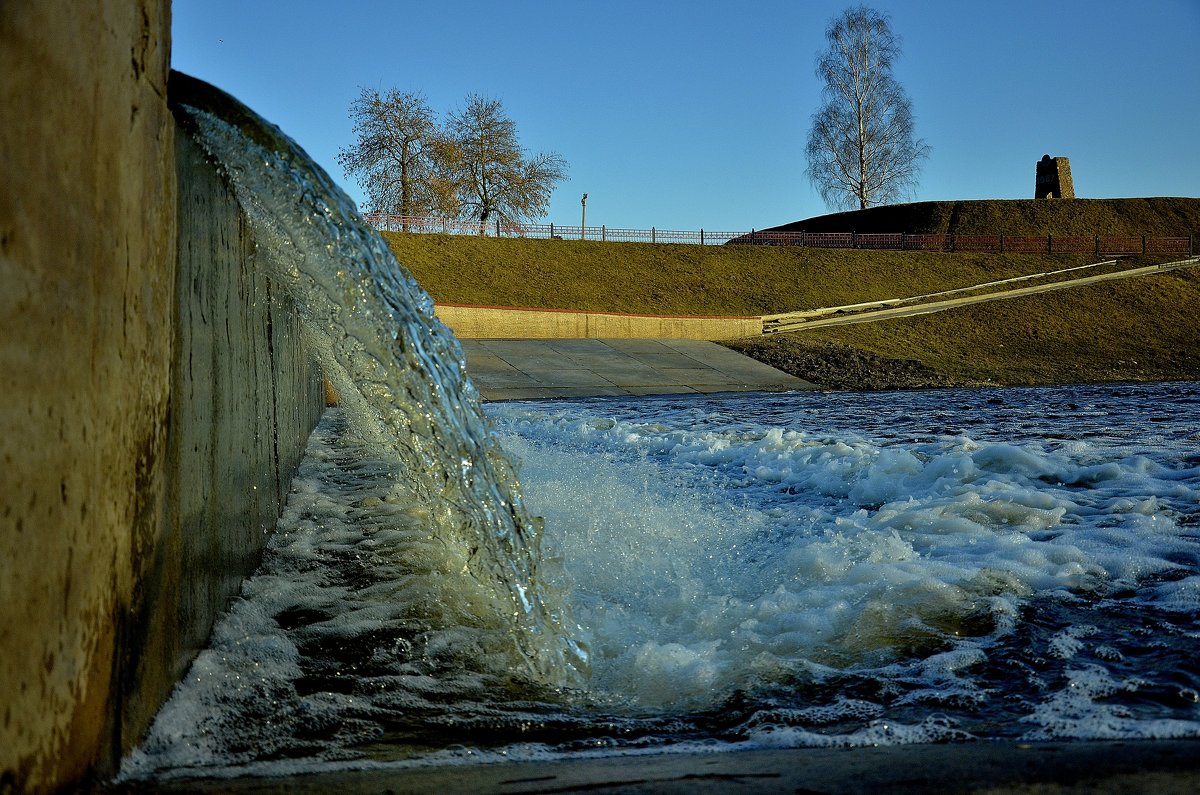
0,2,325,791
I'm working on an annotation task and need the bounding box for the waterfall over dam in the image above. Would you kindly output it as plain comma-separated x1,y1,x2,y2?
170,72,587,687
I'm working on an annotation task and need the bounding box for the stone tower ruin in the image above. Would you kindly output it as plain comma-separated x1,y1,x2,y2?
1035,154,1074,199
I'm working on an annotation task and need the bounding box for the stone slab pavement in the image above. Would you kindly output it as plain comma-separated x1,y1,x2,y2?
459,338,817,400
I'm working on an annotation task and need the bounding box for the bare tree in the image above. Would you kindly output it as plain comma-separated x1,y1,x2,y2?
805,6,929,211
441,95,567,234
337,88,439,228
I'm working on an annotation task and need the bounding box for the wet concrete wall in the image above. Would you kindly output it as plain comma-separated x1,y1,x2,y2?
0,2,325,791
112,129,326,778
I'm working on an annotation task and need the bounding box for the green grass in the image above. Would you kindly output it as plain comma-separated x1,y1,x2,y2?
384,231,1101,316
729,267,1200,387
382,198,1200,388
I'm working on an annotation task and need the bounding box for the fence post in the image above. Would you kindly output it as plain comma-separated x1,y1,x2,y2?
602,224,606,242
1095,235,1100,257
701,228,705,246
1047,234,1052,254
1142,235,1147,256
652,226,656,244
550,222,555,238
852,231,857,249
495,218,500,237
1190,235,1194,257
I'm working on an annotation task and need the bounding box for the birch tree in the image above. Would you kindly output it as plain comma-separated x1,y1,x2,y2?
805,6,929,210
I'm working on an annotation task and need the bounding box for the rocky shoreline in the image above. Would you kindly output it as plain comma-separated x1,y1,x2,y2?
723,335,1200,392
724,337,978,391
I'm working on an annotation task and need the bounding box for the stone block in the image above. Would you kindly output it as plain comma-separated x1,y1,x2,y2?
1035,154,1075,199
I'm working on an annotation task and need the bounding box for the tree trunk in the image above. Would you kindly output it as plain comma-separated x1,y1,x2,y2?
400,165,412,232
857,128,867,208
857,90,868,209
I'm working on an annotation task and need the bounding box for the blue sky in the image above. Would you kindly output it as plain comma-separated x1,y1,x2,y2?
172,0,1200,232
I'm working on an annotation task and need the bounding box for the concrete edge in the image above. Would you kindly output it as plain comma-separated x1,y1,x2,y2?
107,738,1200,794
434,304,763,340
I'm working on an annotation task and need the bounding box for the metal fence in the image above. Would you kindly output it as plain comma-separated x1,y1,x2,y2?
362,213,747,245
362,213,1195,256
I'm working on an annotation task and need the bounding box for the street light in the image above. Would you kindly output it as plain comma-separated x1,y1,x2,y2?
581,193,587,240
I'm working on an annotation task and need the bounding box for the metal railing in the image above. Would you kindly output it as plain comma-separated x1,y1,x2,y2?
362,213,1195,256
362,213,747,245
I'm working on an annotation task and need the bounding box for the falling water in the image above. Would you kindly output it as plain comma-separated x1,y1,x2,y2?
170,76,587,688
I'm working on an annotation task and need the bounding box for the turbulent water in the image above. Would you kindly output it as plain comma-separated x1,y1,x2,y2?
122,381,1200,780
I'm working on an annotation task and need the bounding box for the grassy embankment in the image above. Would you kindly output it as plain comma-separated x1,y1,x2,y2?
383,198,1200,389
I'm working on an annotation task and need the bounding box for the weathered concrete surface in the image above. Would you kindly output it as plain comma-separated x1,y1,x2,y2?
461,339,816,400
434,304,764,340
0,5,325,791
1,2,175,791
113,130,325,778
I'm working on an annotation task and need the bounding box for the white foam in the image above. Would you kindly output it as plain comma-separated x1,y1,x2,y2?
491,398,1200,721
743,713,974,748
1021,665,1200,741
1048,625,1098,660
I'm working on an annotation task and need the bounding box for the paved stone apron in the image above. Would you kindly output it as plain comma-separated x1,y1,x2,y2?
460,338,816,400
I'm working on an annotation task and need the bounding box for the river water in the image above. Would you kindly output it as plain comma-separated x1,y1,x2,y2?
122,382,1200,781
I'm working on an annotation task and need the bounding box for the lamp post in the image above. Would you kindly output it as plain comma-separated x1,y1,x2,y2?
581,193,587,240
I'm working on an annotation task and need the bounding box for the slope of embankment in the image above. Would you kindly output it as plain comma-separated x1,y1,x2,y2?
383,232,1110,317
382,198,1200,389
766,197,1200,238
